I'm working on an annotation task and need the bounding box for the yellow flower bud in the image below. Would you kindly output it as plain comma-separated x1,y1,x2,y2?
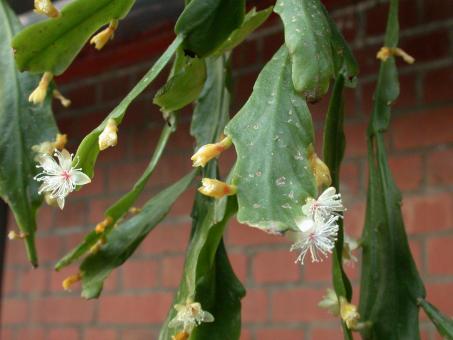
89,237,106,254
191,136,232,167
90,20,119,50
53,89,71,108
308,146,332,190
95,217,113,234
198,178,237,199
29,72,53,105
34,0,59,18
172,332,189,340
377,47,415,64
98,119,118,151
62,273,82,291
339,297,360,330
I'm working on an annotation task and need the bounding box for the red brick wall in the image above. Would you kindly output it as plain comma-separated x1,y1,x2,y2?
2,1,453,339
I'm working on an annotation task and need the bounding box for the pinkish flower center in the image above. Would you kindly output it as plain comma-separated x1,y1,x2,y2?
61,170,71,181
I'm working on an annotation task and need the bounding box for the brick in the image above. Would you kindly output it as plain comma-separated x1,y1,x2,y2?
31,297,95,323
388,154,423,190
100,74,132,103
424,67,453,104
71,166,106,198
227,219,289,246
242,289,269,323
232,39,259,69
240,328,253,340
253,250,300,283
121,329,157,340
36,206,54,231
107,159,149,193
310,327,343,340
49,265,79,292
271,288,334,322
261,32,284,62
340,161,361,195
48,328,79,340
103,270,120,293
88,196,119,224
153,154,194,187
233,71,258,110
0,328,14,340
344,121,368,158
228,252,248,283
161,255,184,288
5,235,28,265
122,259,158,289
140,224,190,255
343,201,366,238
2,269,16,295
403,193,453,234
400,30,450,63
426,282,453,315
422,0,453,22
392,108,453,150
332,11,356,42
365,0,418,36
85,329,117,340
427,148,453,186
16,328,46,340
255,328,305,340
54,199,88,227
19,267,48,293
64,83,98,110
98,293,173,324
427,236,453,276
36,235,62,264
1,299,28,324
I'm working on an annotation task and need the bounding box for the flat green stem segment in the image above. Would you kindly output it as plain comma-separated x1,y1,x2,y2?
274,0,358,101
322,75,353,339
153,55,206,113
225,46,317,233
358,1,425,338
190,56,231,148
55,116,177,271
175,0,245,57
74,35,183,178
158,195,244,340
13,0,135,75
0,1,59,267
212,6,273,56
419,299,453,339
80,171,196,299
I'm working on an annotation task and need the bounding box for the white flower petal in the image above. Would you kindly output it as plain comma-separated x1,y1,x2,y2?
37,153,61,174
71,170,91,186
56,149,73,171
57,197,65,210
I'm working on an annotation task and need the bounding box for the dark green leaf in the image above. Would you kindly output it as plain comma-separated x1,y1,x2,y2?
80,171,196,299
158,195,244,340
322,75,353,339
274,0,334,101
0,1,59,267
74,35,183,178
175,0,245,57
419,299,453,339
213,7,273,56
153,56,206,113
55,117,177,271
12,0,135,75
225,46,317,233
190,56,231,148
358,1,425,339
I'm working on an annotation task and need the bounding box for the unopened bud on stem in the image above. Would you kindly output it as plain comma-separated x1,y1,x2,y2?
198,178,237,199
191,136,233,167
377,47,415,64
90,20,119,50
29,72,53,105
34,0,59,18
98,119,118,151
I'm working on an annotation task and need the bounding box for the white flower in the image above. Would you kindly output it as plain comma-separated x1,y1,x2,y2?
302,187,345,220
34,149,91,209
291,215,339,264
168,300,214,333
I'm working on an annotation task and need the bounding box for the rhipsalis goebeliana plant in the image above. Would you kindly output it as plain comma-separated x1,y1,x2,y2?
1,0,451,339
